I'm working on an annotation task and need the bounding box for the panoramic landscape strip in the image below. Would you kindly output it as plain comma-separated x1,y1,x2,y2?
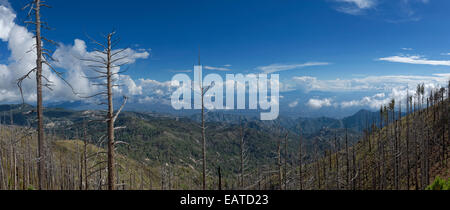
0,0,448,196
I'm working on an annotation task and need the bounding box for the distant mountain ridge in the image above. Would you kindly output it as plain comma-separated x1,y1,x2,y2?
189,109,390,135
0,102,388,135
0,103,362,167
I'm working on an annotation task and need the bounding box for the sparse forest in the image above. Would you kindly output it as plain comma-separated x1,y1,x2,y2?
0,1,449,191
0,82,448,190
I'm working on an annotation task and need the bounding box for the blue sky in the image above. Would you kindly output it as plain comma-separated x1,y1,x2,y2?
7,0,450,80
1,0,450,117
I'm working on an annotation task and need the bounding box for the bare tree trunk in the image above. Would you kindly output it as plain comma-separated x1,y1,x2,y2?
83,121,88,190
345,129,350,190
394,102,400,190
298,128,303,190
383,107,388,190
413,101,419,190
81,31,129,190
352,147,356,190
440,89,445,167
284,134,288,190
78,146,83,190
105,34,116,191
323,152,327,190
19,0,74,190
377,107,382,190
328,149,332,189
406,95,410,189
0,131,4,190
201,88,206,190
239,125,245,189
446,81,449,167
424,99,430,188
218,166,222,190
148,169,152,190
33,0,46,190
314,141,321,190
12,145,16,190
277,137,282,190
197,62,212,191
335,133,340,190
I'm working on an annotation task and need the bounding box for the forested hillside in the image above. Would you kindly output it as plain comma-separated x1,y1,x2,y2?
1,83,448,190
0,104,362,190
264,84,450,190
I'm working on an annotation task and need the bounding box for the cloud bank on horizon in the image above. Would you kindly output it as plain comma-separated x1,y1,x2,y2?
293,73,449,109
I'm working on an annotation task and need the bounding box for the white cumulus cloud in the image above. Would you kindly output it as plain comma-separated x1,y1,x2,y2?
291,73,449,110
288,100,299,108
0,2,150,104
339,82,442,109
307,98,333,109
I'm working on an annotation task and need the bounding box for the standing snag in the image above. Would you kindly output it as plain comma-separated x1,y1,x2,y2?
18,0,75,190
298,127,303,190
81,32,130,190
194,54,214,190
239,122,247,189
277,136,283,190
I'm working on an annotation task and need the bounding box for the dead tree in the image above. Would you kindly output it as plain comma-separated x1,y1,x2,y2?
218,166,222,190
397,100,401,190
382,105,388,189
284,133,288,190
447,81,449,166
447,81,450,153
277,136,283,190
239,122,247,189
193,56,214,190
352,146,356,190
334,133,340,190
18,0,75,190
438,88,445,168
328,148,332,190
389,99,396,190
298,127,303,190
314,139,321,189
201,85,207,190
406,94,411,189
83,120,89,190
345,129,350,190
377,106,383,190
81,32,130,190
21,0,45,190
413,94,419,190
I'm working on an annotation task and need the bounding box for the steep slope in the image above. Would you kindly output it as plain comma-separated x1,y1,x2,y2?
283,98,450,190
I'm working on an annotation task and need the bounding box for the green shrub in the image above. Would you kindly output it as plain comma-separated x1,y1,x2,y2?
426,177,450,190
